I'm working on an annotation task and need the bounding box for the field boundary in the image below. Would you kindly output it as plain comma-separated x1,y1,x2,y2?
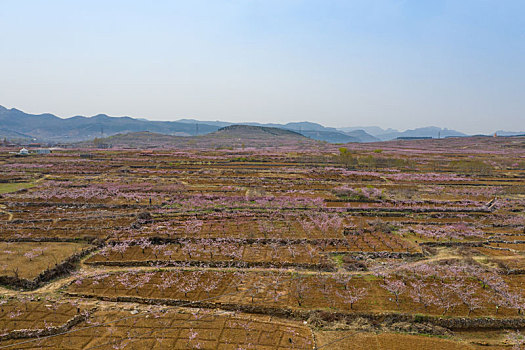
0,246,97,290
61,292,525,331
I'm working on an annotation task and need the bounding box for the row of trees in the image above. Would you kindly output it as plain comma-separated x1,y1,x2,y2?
72,259,525,317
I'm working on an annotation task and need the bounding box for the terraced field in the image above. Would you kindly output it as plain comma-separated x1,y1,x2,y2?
0,136,524,349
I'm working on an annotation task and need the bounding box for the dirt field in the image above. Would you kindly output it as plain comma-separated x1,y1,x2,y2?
0,242,92,280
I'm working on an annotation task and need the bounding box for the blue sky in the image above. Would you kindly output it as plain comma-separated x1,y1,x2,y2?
0,0,523,133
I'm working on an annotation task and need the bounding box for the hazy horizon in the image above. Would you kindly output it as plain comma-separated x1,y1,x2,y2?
1,1,524,134
3,103,521,135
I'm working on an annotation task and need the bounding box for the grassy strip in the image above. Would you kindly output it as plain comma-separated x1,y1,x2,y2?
0,182,34,194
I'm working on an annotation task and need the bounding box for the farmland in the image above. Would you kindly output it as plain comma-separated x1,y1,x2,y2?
0,135,524,349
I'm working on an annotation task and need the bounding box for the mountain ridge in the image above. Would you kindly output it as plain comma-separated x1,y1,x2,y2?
0,106,373,143
1,105,515,143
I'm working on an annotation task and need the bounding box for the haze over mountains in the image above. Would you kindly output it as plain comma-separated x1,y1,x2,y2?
1,105,523,144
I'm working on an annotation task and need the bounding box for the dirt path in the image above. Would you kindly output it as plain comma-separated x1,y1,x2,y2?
0,247,451,299
34,174,52,184
0,175,51,222
0,204,13,221
0,245,486,302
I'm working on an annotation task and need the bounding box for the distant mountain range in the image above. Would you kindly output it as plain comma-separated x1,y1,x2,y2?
0,106,218,142
0,105,521,144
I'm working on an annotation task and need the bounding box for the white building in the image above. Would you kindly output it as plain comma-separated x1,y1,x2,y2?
19,148,29,155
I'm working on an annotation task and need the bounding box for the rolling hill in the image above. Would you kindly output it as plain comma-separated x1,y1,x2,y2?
81,125,320,149
177,120,369,143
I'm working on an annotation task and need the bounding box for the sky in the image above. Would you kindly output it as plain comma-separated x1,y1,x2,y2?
0,0,524,134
